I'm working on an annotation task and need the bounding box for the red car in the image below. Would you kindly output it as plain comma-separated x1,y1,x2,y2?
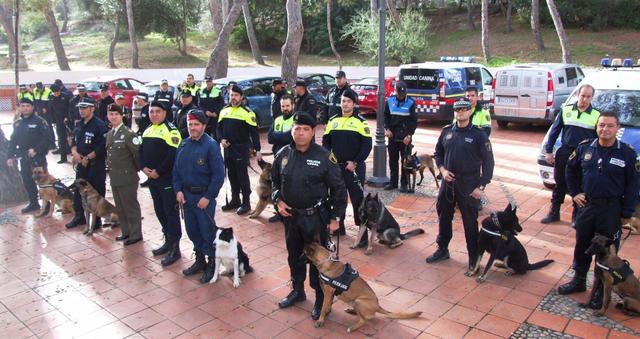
352,76,396,115
79,76,146,109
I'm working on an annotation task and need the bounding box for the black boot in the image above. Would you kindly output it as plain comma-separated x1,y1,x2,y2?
278,288,306,308
541,205,560,224
182,252,206,276
311,289,324,320
557,274,586,295
152,239,170,256
199,256,216,283
65,214,87,229
221,198,241,211
236,196,251,215
161,242,181,266
268,214,281,223
426,247,450,264
21,202,40,214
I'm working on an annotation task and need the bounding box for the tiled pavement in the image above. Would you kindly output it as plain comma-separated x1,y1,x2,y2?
2,114,640,338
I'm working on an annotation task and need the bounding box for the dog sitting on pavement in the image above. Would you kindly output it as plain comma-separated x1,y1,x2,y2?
353,192,425,255
474,203,554,282
74,179,119,235
583,234,640,316
402,152,440,193
32,166,74,217
248,159,273,219
210,227,253,288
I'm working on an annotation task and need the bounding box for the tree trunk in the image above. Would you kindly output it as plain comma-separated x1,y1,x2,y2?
386,0,401,25
327,0,342,69
242,0,265,65
505,0,512,33
370,0,378,16
222,0,230,17
125,0,139,68
205,0,243,78
209,0,223,35
61,0,70,33
0,3,15,64
466,0,476,30
43,2,70,70
546,0,571,63
281,0,304,87
481,0,490,62
0,129,28,205
531,0,544,50
108,8,122,68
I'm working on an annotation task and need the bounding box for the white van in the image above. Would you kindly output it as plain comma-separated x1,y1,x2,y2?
491,63,584,128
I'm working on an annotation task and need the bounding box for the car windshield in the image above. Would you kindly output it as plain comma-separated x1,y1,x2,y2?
83,81,103,91
357,78,378,85
353,84,376,91
567,89,640,127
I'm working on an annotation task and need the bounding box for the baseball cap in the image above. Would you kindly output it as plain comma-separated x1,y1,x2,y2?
335,70,346,78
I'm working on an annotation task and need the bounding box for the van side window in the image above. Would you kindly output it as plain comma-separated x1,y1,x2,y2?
566,67,579,87
509,75,518,87
499,74,508,87
524,76,532,88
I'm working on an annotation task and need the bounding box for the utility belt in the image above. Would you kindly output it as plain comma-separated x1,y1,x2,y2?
292,199,326,217
586,196,620,204
184,185,208,194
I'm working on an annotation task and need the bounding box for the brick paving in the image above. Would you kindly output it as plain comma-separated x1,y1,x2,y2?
1,113,640,338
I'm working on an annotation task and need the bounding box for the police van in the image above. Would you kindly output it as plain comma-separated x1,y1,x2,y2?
397,56,493,121
538,57,640,188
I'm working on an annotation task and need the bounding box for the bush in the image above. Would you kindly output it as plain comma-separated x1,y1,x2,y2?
342,10,431,64
21,11,48,41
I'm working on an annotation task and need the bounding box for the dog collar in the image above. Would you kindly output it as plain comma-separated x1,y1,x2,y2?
596,259,634,285
480,227,502,237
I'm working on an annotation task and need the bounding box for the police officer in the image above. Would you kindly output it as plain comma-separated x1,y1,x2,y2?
69,84,88,127
217,85,262,215
465,87,491,137
199,75,224,139
6,98,50,213
114,94,132,128
155,79,174,108
54,79,72,98
48,84,71,164
557,112,639,302
182,73,200,106
135,93,150,135
16,84,34,103
272,112,347,320
97,84,114,122
224,81,237,105
270,78,287,120
426,98,494,276
66,97,109,229
322,89,372,237
174,109,224,283
384,81,417,192
33,82,52,124
139,101,183,266
541,84,600,224
294,80,318,121
324,70,351,123
174,91,197,139
106,103,143,245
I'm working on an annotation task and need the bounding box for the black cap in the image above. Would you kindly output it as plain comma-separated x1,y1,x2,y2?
107,103,123,114
100,83,109,91
271,78,283,86
19,97,33,105
230,84,243,95
136,92,149,101
36,82,43,88
395,80,407,94
295,80,307,87
76,97,96,108
293,111,316,128
342,88,358,103
180,90,192,97
150,100,168,111
187,109,209,125
204,75,213,81
54,79,63,86
453,98,472,110
335,70,346,78
50,84,61,92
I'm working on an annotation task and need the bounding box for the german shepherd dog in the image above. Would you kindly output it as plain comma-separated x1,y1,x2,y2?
353,193,425,255
304,243,422,333
210,227,253,288
583,235,640,316
248,159,272,219
74,179,119,235
32,166,74,217
402,152,440,193
474,204,554,281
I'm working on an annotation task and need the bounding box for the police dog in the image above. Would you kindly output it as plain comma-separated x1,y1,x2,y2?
353,193,425,255
210,227,253,288
475,204,554,281
74,179,119,235
248,159,272,218
304,243,422,333
402,152,440,193
583,235,640,316
32,166,74,217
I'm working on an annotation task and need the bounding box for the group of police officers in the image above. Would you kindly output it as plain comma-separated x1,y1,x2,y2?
6,71,638,320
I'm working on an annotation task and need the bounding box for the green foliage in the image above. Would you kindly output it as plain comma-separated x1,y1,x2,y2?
342,10,431,64
21,10,49,41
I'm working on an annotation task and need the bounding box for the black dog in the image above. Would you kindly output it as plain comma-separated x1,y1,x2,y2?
354,193,425,255
475,204,554,281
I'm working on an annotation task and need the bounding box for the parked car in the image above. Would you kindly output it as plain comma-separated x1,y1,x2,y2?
79,76,145,109
352,76,396,115
214,75,281,128
143,80,183,102
297,73,336,97
537,57,640,189
492,63,585,128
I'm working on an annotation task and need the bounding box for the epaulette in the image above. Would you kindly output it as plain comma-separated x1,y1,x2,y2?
241,105,253,112
328,114,339,121
443,123,453,129
578,139,592,145
355,114,366,121
165,121,177,129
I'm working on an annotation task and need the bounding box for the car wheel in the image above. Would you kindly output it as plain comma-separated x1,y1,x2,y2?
543,182,555,190
497,120,509,128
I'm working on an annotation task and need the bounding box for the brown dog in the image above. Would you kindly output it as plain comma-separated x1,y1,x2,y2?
248,159,272,219
304,243,422,333
31,166,74,217
74,179,119,235
402,152,440,193
584,235,640,316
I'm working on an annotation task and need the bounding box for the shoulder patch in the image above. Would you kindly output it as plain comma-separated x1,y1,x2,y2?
328,152,338,164
132,136,142,145
328,115,339,121
364,127,371,135
166,121,177,129
579,139,591,145
569,151,577,160
443,123,453,129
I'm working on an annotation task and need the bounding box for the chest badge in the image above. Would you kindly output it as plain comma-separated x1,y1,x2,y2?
584,152,592,161
197,158,205,165
566,111,572,119
446,132,453,140
282,157,288,168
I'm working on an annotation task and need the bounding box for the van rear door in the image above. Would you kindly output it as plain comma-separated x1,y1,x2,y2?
494,70,521,118
517,70,548,119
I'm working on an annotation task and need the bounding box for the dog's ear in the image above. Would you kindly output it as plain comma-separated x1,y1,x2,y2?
374,192,379,200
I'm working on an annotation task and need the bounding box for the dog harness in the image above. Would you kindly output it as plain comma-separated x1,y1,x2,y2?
480,212,509,240
319,263,359,295
596,260,634,285
38,180,73,196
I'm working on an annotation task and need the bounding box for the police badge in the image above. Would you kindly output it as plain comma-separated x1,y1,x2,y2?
446,132,453,140
584,152,592,161
197,158,205,165
282,157,288,168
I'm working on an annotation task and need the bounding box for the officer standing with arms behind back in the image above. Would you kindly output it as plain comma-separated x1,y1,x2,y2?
541,84,600,225
48,84,71,164
6,98,51,213
174,109,224,284
199,75,224,139
384,81,417,192
426,98,494,277
272,112,347,320
557,112,639,304
324,70,351,124
217,85,262,215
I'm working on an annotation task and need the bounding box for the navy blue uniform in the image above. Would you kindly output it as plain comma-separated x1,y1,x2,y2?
199,87,224,139
384,95,417,188
154,90,174,108
174,102,196,139
137,104,150,136
72,116,109,216
434,123,494,260
324,83,351,123
48,93,71,158
267,114,294,155
69,95,88,127
566,138,639,276
174,134,224,258
97,96,114,122
294,91,318,121
270,89,287,120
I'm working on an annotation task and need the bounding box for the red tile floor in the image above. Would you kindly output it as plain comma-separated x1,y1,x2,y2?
1,114,639,338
